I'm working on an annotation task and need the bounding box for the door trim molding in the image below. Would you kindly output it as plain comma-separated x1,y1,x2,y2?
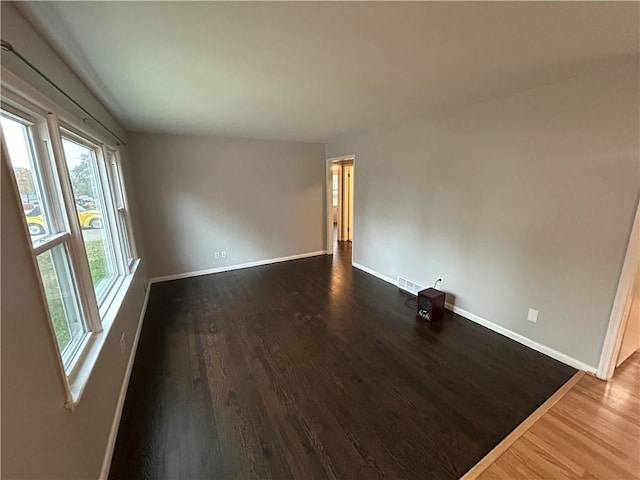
597,197,640,379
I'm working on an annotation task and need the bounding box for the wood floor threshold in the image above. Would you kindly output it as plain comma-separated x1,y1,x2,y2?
461,370,586,480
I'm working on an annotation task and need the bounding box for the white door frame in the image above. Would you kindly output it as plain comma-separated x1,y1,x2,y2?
597,198,640,379
325,155,355,257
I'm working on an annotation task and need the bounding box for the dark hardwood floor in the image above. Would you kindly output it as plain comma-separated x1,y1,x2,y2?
109,239,575,480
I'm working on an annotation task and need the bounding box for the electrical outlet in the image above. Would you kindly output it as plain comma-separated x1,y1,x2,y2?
120,332,126,355
221,251,227,258
527,308,539,323
436,277,444,289
214,251,220,259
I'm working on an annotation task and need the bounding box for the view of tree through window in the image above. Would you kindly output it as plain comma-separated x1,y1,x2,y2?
2,113,87,361
2,79,138,383
36,245,85,353
61,137,117,298
1,115,52,240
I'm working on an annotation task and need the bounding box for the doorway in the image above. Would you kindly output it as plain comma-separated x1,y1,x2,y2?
335,160,354,244
326,156,355,262
615,266,640,368
598,199,640,379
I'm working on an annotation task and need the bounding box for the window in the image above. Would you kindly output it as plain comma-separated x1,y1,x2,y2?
36,244,86,359
332,172,338,207
1,86,138,404
61,134,118,303
107,150,136,268
2,112,90,367
2,114,54,241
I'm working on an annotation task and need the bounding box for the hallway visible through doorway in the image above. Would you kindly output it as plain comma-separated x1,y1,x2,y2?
333,219,352,266
330,157,354,262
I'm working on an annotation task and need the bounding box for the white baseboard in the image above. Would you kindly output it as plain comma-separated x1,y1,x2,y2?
150,251,327,284
445,303,596,373
352,262,398,286
99,284,151,480
352,261,596,373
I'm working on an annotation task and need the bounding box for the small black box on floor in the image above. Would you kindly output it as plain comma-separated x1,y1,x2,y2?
416,288,445,322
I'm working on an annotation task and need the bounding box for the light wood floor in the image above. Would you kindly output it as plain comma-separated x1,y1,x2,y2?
476,351,640,480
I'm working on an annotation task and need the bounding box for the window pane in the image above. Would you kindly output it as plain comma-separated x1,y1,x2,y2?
36,244,86,364
1,114,54,242
61,137,118,300
332,173,338,207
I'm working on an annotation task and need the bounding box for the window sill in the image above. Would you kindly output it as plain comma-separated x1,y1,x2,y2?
64,259,142,410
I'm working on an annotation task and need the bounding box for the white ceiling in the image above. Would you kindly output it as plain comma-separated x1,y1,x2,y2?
17,1,639,142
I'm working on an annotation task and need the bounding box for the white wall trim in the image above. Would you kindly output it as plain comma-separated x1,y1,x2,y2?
352,262,398,286
325,158,336,256
597,198,640,379
99,284,151,480
352,261,596,373
150,251,327,284
445,303,597,373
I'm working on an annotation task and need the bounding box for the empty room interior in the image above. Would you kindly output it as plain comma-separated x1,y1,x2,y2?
2,2,640,479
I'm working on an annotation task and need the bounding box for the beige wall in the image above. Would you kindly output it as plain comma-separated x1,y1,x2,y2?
128,132,325,279
1,3,149,479
326,63,640,369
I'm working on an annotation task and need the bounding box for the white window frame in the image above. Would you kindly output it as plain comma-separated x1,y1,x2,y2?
58,126,123,306
1,68,140,409
1,100,98,366
107,149,138,271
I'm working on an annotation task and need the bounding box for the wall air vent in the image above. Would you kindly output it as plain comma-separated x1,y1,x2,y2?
397,276,426,296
